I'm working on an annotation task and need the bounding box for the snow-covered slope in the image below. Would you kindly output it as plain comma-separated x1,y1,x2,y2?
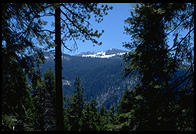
76,48,127,58
44,48,127,60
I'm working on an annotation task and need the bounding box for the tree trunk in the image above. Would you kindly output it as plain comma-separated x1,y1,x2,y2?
55,5,64,131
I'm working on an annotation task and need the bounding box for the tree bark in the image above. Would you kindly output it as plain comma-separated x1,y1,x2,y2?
55,5,64,131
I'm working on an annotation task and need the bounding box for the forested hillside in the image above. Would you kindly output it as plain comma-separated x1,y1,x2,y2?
40,51,138,108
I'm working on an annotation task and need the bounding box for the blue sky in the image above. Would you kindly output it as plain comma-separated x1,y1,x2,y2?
42,3,192,55
60,3,136,55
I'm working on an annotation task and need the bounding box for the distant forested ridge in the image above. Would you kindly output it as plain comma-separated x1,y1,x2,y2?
40,50,192,109
40,50,138,109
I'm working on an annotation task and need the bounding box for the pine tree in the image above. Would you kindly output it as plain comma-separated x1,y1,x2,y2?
99,106,108,130
31,68,45,131
114,90,141,131
99,106,114,131
65,77,85,131
81,99,100,131
43,69,56,130
123,3,194,130
2,65,36,131
2,3,49,130
31,68,57,131
118,90,137,114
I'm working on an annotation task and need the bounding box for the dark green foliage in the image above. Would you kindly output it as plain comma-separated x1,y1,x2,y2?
118,90,138,113
2,3,48,130
99,106,110,130
120,3,194,131
31,68,56,131
65,77,85,131
99,105,119,131
73,77,85,112
2,114,16,131
44,68,56,96
175,88,194,131
64,78,103,131
31,67,46,130
2,64,35,131
80,99,100,131
43,69,56,130
107,89,141,131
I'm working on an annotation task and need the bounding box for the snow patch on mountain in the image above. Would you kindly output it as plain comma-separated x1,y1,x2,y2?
77,48,127,58
44,49,127,59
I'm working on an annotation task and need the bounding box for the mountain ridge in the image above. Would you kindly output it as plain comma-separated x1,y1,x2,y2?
75,48,127,58
40,48,188,109
41,48,136,109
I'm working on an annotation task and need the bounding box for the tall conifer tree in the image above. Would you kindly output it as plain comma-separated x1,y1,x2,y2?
122,3,194,130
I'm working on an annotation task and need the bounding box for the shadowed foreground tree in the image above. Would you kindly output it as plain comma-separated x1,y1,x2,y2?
2,3,50,131
54,5,64,130
122,3,194,130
